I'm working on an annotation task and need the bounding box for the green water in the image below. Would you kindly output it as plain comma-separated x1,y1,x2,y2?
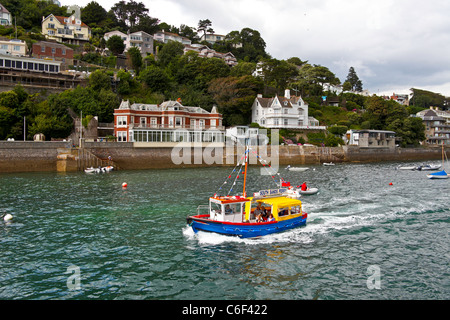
0,162,449,300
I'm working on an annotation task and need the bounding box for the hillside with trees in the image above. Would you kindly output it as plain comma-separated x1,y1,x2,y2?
0,0,441,147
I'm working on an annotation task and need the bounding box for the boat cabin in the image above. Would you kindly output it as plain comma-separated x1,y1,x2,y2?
244,197,303,223
209,196,250,222
208,195,303,224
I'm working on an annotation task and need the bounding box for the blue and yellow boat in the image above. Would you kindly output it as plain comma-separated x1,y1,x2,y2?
186,148,308,239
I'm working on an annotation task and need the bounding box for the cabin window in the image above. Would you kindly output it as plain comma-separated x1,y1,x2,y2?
278,207,289,217
224,203,242,215
210,202,222,215
291,206,302,215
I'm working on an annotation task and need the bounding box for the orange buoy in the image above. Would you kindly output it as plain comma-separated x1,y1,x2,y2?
389,182,393,186
122,182,128,188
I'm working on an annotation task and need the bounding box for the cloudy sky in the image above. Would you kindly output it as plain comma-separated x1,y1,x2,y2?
62,0,450,97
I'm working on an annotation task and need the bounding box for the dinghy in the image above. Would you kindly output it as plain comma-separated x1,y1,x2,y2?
286,165,309,172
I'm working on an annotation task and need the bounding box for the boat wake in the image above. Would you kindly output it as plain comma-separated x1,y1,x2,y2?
183,197,450,246
182,224,314,245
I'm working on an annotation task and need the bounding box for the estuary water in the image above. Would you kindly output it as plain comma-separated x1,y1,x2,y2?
0,162,448,300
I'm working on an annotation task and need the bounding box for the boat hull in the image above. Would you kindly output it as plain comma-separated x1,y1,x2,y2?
427,170,448,179
300,188,319,195
187,214,308,239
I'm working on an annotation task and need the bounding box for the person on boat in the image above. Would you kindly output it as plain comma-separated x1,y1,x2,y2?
253,203,264,220
256,207,268,223
300,182,307,191
267,214,275,222
225,204,233,214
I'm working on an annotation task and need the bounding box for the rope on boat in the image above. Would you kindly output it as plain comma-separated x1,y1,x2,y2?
215,152,246,196
227,149,248,195
248,147,283,188
215,146,293,197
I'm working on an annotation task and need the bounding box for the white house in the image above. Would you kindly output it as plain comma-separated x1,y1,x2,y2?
152,30,191,45
0,38,27,56
251,89,324,130
0,3,11,26
200,33,226,45
104,30,154,56
183,44,238,66
225,126,260,145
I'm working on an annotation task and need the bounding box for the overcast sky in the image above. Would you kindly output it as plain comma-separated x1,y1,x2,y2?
61,0,450,97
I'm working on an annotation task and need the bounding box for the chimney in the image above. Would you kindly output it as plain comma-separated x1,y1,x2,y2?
285,89,290,99
257,94,263,98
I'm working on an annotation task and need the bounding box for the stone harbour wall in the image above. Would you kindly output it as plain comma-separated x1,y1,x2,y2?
0,141,447,173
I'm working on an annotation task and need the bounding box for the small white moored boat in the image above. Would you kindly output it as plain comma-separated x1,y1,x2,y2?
286,165,309,172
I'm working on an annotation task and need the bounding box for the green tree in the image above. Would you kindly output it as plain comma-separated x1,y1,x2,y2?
410,88,448,109
157,40,184,69
0,105,15,139
127,46,143,74
112,0,154,30
116,69,139,95
197,19,213,39
342,81,352,92
138,65,170,93
346,67,363,92
230,62,257,77
106,35,126,56
179,24,200,43
208,75,263,126
88,70,112,92
224,28,268,62
81,1,107,27
260,58,299,93
328,125,348,137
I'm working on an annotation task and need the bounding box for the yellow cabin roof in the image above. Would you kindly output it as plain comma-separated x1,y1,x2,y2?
254,197,302,208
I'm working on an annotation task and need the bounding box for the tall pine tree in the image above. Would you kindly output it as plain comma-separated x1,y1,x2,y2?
345,67,363,92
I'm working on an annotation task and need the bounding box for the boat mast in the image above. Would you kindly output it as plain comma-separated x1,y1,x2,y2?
242,143,249,197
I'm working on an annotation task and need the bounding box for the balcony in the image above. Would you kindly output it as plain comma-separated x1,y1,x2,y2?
128,123,225,131
263,124,327,130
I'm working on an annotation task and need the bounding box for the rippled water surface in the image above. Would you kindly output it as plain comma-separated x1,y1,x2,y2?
0,162,449,300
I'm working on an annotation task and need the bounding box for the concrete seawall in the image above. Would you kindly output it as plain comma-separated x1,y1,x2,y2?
0,141,447,173
0,141,73,173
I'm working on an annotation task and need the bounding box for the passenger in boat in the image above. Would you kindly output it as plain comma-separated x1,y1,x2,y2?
256,207,269,223
225,204,233,214
300,182,307,191
267,214,275,222
253,204,264,220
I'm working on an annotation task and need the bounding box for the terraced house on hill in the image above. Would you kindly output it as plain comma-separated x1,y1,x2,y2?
42,13,91,45
104,30,154,56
